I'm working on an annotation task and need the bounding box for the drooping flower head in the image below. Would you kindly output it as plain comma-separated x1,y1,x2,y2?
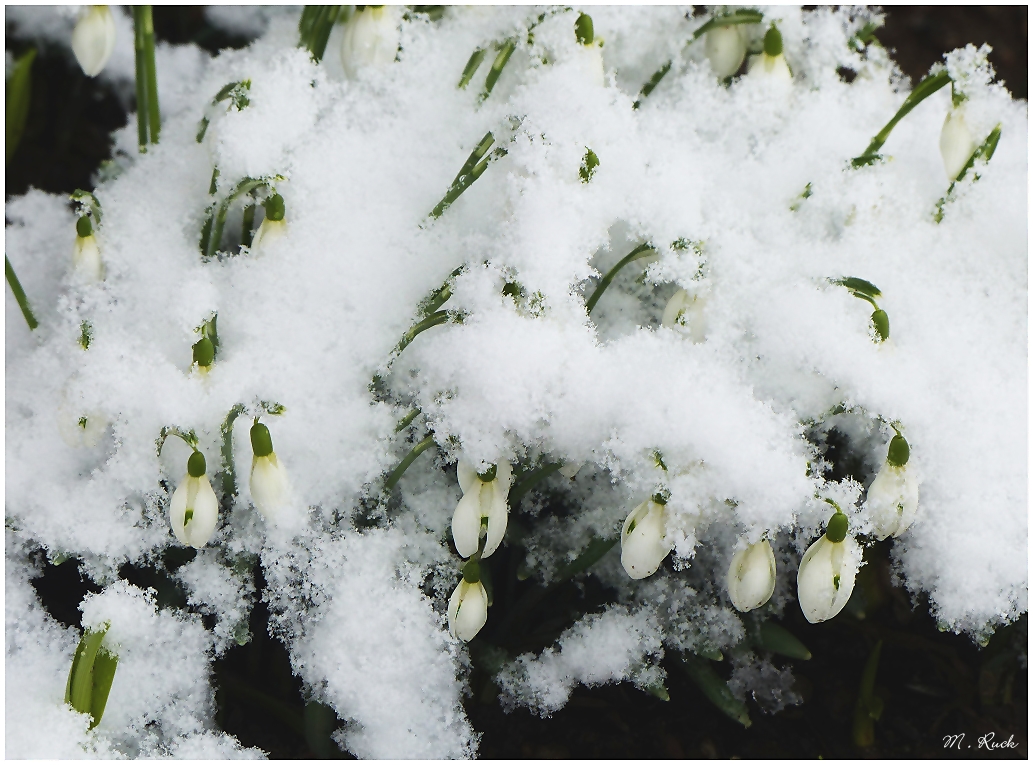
727,539,777,612
452,459,512,559
169,450,219,549
71,5,117,78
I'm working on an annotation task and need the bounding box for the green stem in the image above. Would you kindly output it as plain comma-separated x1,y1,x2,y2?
219,404,247,498
934,124,1002,222
458,48,486,89
584,243,656,314
429,131,502,219
395,407,421,433
633,61,671,110
508,462,562,506
132,7,149,150
5,256,38,330
383,434,435,492
202,177,279,259
396,310,449,355
480,39,516,102
241,204,256,248
852,70,951,167
140,6,160,145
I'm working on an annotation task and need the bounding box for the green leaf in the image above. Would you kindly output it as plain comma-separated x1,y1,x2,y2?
584,243,656,314
852,639,883,748
832,276,881,298
68,628,108,716
6,48,36,166
553,536,618,581
753,622,812,660
852,70,951,166
458,48,487,89
89,649,118,729
691,9,764,39
480,39,516,102
676,653,751,727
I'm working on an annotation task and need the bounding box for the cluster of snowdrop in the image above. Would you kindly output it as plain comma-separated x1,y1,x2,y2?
5,4,1025,758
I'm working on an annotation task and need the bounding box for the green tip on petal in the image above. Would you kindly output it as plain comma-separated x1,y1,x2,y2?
462,559,481,583
651,490,669,506
871,309,890,342
187,450,207,477
264,193,285,222
574,12,594,45
192,337,215,367
250,422,274,457
825,512,848,543
76,216,93,238
886,434,910,467
764,25,783,57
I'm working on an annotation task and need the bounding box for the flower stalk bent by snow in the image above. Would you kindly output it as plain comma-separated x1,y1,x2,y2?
65,624,118,729
132,6,161,150
340,6,400,77
851,69,951,168
831,276,889,342
383,434,436,492
584,242,656,314
249,421,291,523
797,503,860,623
195,79,251,143
71,6,116,78
452,460,512,560
727,539,777,612
170,450,220,548
448,559,489,641
866,432,918,540
620,493,673,579
5,255,38,330
200,176,285,259
634,8,762,108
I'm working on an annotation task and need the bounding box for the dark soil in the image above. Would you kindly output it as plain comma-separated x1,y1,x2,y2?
9,6,1028,760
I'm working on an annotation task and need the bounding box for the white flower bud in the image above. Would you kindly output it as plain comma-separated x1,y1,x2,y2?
705,26,746,79
250,453,290,522
727,539,777,612
169,472,219,549
451,459,512,559
865,462,919,540
72,234,104,283
748,52,792,84
620,498,673,580
340,6,400,78
251,218,287,252
661,289,706,343
447,578,488,641
57,411,107,448
940,106,978,181
71,6,117,78
796,534,860,623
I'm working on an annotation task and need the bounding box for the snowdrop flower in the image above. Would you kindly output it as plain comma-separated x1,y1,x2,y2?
797,510,860,623
705,25,746,79
251,194,286,252
447,561,488,642
452,459,512,559
940,105,978,181
661,289,706,343
866,433,918,540
748,25,792,84
573,12,605,88
249,421,290,522
57,412,107,448
727,539,777,612
71,6,116,78
169,451,219,549
620,495,673,580
72,216,103,283
340,6,399,78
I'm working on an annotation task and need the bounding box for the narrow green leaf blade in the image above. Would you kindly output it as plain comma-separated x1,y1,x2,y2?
6,48,36,165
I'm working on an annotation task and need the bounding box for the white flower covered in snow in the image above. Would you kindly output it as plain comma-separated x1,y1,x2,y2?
71,5,116,78
169,451,219,549
661,289,706,343
573,12,604,88
72,216,103,283
447,567,489,642
727,539,777,612
250,193,287,252
620,495,673,579
249,421,290,522
705,25,746,79
452,459,512,559
748,25,792,84
940,104,978,181
57,411,107,448
866,433,919,540
797,510,860,623
340,6,400,78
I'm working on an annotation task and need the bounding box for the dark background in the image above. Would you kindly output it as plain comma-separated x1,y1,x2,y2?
7,6,1028,760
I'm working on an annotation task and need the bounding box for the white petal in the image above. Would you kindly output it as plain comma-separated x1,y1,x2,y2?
72,235,104,283
480,479,509,559
251,218,287,252
340,6,399,77
456,459,479,495
71,6,116,77
866,463,919,540
661,289,692,329
797,536,858,623
727,540,777,612
575,42,605,88
184,476,220,548
748,53,792,84
940,107,978,181
448,580,488,642
620,501,671,580
494,461,513,493
250,453,290,522
705,26,746,79
892,469,920,538
169,476,192,546
451,489,483,559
